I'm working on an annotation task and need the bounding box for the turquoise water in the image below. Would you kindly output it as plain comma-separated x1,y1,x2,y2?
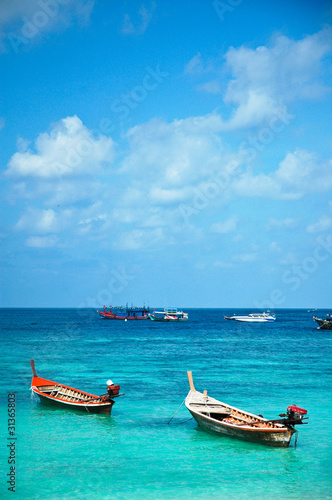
1,308,331,499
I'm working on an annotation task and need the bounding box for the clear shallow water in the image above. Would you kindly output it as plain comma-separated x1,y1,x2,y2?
0,308,331,499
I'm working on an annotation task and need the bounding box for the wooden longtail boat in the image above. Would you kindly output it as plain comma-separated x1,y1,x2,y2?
185,372,308,447
30,360,122,414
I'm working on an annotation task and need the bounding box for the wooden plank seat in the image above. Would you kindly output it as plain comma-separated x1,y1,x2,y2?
38,383,104,403
190,404,231,415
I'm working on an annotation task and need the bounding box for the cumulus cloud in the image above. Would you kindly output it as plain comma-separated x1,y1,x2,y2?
187,28,332,129
6,115,115,178
275,150,332,197
7,111,332,253
120,113,230,207
232,150,332,199
116,118,332,229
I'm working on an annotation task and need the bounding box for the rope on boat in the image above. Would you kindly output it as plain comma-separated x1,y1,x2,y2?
30,387,37,402
167,398,186,424
178,417,193,424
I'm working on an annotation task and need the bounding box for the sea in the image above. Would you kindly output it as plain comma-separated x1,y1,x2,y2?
0,308,331,500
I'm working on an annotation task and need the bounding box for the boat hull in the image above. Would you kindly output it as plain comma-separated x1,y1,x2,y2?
98,306,150,320
31,371,116,415
99,312,149,320
34,390,114,414
188,408,294,447
313,316,332,329
231,318,275,322
224,315,275,322
148,314,188,322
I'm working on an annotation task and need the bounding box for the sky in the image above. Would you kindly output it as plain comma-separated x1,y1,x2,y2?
0,0,332,308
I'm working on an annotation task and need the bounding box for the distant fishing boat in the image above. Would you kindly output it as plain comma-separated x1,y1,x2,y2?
224,311,276,322
185,372,308,447
30,360,123,414
148,308,188,322
313,314,332,330
97,304,150,320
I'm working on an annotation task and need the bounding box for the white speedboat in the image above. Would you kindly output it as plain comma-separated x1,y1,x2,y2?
224,311,276,322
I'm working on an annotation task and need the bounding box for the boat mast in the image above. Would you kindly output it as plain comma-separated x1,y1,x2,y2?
187,371,196,392
30,359,37,377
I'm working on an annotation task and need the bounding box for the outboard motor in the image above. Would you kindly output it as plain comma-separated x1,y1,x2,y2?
278,405,308,427
286,405,308,425
106,379,120,398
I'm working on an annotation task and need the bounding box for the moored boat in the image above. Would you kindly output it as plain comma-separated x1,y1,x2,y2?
148,308,188,322
313,315,332,330
185,372,307,447
224,311,276,322
30,360,123,414
98,304,150,320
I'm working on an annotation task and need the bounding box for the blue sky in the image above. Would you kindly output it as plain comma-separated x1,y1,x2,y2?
1,0,332,308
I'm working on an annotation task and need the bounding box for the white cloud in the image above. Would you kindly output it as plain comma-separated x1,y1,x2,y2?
121,114,231,207
269,242,281,252
232,252,257,263
279,252,298,265
0,0,95,52
197,80,222,94
6,116,115,178
26,235,58,248
77,204,107,235
186,28,332,129
266,217,300,231
225,28,332,128
306,215,332,233
275,150,332,197
115,227,164,250
0,1,41,26
211,216,238,233
213,260,233,268
184,53,204,75
15,208,71,234
122,3,155,35
232,150,332,200
6,111,332,253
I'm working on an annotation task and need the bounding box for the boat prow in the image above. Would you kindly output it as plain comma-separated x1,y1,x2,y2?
185,371,307,447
